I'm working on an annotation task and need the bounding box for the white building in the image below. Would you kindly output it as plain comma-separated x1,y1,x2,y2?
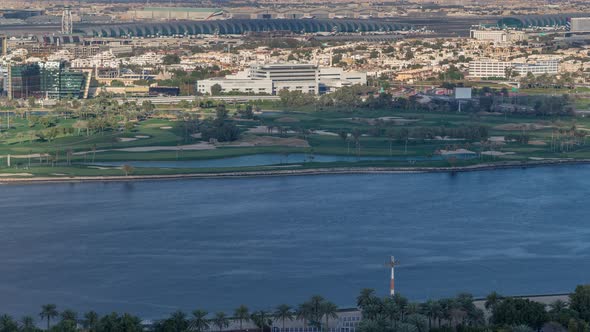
319,67,367,92
468,60,512,78
124,52,163,66
468,59,559,78
470,29,527,43
196,78,273,95
71,50,119,69
570,17,590,32
197,63,367,95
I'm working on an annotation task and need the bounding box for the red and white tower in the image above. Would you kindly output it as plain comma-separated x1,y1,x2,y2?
389,256,397,297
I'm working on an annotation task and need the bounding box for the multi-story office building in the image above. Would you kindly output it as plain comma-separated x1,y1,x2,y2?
39,61,87,100
8,61,88,100
197,64,366,95
7,63,42,99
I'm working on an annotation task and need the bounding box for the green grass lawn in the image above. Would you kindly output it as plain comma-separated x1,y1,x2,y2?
1,104,589,176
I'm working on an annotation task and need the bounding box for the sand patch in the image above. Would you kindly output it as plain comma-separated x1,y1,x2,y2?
246,126,270,134
225,136,309,148
481,151,516,156
0,173,32,177
529,157,572,161
276,117,300,123
477,111,502,116
529,140,547,146
314,130,339,136
118,137,138,142
489,136,505,142
434,136,465,141
10,153,49,158
493,123,549,131
87,166,112,170
115,142,215,152
438,149,476,155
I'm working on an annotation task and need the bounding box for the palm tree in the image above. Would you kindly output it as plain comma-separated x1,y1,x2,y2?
351,129,362,158
386,128,396,156
338,130,349,154
549,299,568,313
296,302,313,329
20,316,36,332
60,309,77,323
484,291,502,311
393,294,408,320
309,295,326,328
40,304,58,330
169,311,189,332
321,302,338,332
83,311,99,332
0,315,18,332
382,297,400,324
251,311,271,332
274,304,293,332
122,164,134,176
234,305,250,331
213,312,229,332
189,310,209,332
357,289,376,309
421,300,440,329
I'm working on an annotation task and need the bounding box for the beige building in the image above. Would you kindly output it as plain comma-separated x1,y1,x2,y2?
470,29,527,43
130,7,225,21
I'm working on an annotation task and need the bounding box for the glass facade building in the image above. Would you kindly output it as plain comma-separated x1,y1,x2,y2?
9,62,86,100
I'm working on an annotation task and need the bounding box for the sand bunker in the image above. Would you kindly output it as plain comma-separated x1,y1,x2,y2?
135,135,150,139
0,173,32,177
276,117,300,123
314,130,339,136
115,142,215,152
489,136,506,142
159,126,173,130
493,123,549,131
481,151,516,156
438,149,476,155
529,140,547,146
118,137,138,142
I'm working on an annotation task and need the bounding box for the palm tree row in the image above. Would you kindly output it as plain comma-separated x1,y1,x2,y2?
8,285,590,332
155,296,339,332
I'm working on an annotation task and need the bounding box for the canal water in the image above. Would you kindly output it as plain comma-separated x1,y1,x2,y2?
0,165,588,318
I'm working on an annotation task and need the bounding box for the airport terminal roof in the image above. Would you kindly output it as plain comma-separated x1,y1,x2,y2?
80,18,414,37
497,13,589,28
